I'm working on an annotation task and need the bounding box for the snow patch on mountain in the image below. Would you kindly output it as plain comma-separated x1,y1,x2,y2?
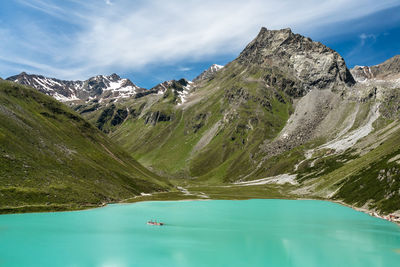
7,72,143,103
54,92,79,102
210,64,223,72
193,64,224,82
177,81,193,105
102,76,139,99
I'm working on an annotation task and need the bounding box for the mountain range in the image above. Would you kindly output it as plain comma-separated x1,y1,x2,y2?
3,27,400,216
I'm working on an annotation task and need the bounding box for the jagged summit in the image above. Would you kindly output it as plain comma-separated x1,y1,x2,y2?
6,72,145,102
109,73,121,80
237,27,355,93
351,55,400,82
193,64,224,83
148,78,192,105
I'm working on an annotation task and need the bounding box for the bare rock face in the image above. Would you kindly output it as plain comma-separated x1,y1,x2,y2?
237,27,355,95
351,55,400,81
351,66,375,82
374,55,400,79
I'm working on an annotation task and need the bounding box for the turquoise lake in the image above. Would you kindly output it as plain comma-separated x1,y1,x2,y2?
0,199,400,266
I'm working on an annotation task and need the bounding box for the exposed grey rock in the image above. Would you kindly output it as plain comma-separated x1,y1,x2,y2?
237,27,355,95
351,66,375,82
144,110,173,126
351,55,400,81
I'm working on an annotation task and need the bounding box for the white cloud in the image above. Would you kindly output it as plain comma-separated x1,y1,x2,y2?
359,33,377,46
1,0,400,79
178,67,192,72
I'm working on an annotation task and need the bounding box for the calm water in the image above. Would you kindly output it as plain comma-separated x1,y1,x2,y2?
0,199,399,267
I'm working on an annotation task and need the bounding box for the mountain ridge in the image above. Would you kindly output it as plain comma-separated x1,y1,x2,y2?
6,72,146,103
193,64,224,83
351,55,400,82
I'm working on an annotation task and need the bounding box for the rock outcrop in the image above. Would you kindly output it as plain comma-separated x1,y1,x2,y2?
351,55,400,81
237,27,355,95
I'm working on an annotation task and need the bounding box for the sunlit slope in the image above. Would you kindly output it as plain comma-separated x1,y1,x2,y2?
100,62,293,182
0,80,169,212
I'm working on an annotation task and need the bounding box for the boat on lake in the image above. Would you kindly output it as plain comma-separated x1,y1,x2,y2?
147,220,164,226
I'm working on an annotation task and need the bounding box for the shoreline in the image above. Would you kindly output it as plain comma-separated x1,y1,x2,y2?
330,199,400,226
1,194,399,227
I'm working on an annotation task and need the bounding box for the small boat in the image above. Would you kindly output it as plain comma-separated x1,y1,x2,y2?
147,220,164,226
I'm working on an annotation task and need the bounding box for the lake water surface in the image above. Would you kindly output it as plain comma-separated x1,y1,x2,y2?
0,199,399,267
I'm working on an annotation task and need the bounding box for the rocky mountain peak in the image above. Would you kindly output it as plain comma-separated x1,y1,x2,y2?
177,78,189,86
255,27,298,49
351,66,375,82
193,63,224,83
237,27,355,94
7,72,145,102
109,73,121,80
351,55,400,82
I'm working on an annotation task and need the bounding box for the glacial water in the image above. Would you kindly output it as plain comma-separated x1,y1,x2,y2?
0,199,399,267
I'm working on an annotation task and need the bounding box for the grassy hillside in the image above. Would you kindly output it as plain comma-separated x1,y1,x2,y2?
77,63,293,183
0,80,169,213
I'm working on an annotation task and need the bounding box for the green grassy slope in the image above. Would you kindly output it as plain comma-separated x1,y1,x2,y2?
80,63,293,183
316,122,400,213
0,81,169,213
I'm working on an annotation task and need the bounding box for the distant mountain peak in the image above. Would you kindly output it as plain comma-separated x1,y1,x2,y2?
193,63,224,83
109,73,121,80
6,73,145,102
210,64,223,71
259,27,292,35
351,55,400,82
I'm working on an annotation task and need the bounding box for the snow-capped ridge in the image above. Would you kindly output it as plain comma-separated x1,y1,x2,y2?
7,72,144,103
193,63,224,82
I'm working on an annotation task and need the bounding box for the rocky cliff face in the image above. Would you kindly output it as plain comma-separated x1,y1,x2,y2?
238,28,355,95
6,72,146,102
351,66,375,82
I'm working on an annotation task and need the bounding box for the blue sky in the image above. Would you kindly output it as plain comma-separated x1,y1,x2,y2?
0,0,399,88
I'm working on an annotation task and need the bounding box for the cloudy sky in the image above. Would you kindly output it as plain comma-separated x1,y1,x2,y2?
0,0,399,88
